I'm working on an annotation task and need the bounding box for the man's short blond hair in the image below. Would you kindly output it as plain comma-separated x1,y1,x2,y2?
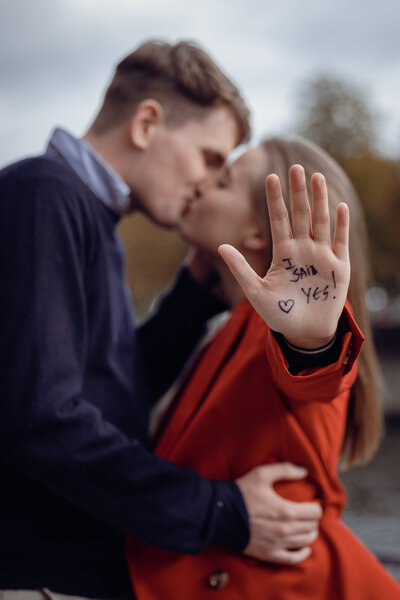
91,40,251,145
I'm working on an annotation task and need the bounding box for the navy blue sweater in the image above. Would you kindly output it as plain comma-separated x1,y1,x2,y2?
0,155,248,596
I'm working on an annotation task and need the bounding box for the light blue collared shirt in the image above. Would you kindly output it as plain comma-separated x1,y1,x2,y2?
46,127,131,215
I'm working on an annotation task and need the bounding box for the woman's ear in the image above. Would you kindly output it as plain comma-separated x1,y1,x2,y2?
128,99,164,150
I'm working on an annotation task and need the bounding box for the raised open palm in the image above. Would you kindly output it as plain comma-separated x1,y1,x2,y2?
219,165,350,349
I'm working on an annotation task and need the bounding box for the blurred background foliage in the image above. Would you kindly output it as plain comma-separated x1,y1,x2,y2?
119,214,187,320
295,75,400,295
119,75,400,319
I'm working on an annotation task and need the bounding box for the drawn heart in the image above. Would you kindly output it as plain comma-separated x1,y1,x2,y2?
278,299,295,314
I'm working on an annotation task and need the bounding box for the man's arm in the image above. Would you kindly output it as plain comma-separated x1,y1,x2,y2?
0,171,247,554
137,260,227,403
0,166,322,564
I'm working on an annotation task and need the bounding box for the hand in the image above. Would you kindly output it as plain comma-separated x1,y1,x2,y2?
219,165,350,348
236,462,322,565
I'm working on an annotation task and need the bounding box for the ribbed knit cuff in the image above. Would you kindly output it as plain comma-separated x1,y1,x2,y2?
273,328,342,375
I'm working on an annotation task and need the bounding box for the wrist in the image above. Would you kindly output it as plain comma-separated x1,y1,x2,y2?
273,329,342,374
283,332,337,351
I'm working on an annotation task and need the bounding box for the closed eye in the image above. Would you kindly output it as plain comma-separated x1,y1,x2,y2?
202,150,225,171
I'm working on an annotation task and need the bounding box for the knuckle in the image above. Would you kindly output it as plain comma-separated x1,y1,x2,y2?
301,516,315,529
276,504,293,521
276,522,291,537
312,503,323,519
252,466,265,485
280,461,293,474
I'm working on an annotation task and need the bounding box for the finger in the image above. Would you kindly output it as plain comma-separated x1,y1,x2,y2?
272,494,323,521
289,165,312,239
265,546,312,565
311,173,331,244
332,202,350,261
267,518,319,538
280,528,318,549
218,244,261,299
259,461,308,483
265,174,293,245
253,463,323,520
252,516,319,539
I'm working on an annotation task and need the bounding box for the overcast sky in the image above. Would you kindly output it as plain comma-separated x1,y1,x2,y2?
1,0,399,166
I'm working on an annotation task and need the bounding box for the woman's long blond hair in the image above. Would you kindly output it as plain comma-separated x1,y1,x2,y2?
254,135,382,469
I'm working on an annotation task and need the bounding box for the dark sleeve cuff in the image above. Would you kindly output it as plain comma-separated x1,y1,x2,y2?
210,480,250,553
273,325,343,375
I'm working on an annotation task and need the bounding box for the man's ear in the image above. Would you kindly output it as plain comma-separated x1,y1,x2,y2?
129,99,164,150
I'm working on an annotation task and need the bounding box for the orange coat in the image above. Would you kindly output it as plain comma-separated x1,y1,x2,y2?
126,302,400,599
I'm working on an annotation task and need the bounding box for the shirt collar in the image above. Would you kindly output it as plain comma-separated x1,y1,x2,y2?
46,127,131,215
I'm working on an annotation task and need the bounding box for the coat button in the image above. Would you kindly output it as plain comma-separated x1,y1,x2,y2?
208,570,230,589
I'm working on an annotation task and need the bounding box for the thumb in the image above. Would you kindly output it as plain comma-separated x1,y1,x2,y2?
261,462,308,484
218,244,261,300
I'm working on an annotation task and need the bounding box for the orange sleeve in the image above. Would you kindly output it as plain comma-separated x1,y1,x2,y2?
265,304,364,404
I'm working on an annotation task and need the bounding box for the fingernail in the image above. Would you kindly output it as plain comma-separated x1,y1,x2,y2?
295,467,308,476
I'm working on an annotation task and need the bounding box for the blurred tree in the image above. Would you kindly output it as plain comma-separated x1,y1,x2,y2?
294,74,400,292
118,213,188,320
118,75,399,318
341,155,400,291
295,75,377,161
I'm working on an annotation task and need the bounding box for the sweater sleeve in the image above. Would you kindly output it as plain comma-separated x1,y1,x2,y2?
0,171,248,555
137,268,228,402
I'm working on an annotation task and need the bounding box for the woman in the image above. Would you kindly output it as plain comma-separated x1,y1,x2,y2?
126,136,399,598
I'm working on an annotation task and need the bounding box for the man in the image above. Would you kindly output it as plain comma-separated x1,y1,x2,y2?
0,40,321,598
